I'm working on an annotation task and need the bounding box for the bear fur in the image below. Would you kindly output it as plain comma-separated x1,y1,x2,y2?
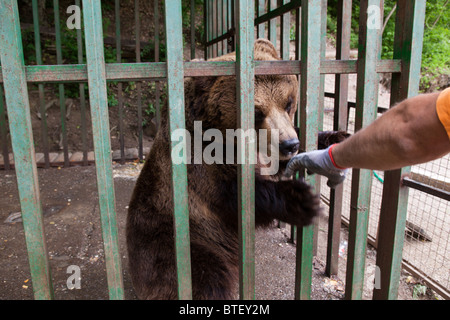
126,39,348,300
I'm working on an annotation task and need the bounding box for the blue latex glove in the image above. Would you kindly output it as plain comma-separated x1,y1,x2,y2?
284,144,348,189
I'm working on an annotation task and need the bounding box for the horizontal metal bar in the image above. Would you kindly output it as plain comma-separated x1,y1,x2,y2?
207,0,303,48
0,60,402,83
205,28,234,47
254,0,301,25
401,177,450,201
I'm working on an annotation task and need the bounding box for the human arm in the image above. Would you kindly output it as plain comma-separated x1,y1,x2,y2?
332,91,450,170
284,91,450,186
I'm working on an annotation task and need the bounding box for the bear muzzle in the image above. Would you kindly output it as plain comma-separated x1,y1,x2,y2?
279,138,300,158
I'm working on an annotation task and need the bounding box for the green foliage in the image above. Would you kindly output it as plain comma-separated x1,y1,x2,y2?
181,0,204,48
327,0,450,92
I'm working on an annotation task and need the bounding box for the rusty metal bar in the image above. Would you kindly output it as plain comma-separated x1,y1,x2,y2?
373,0,426,300
326,0,352,277
115,0,125,163
0,59,402,83
345,0,382,300
32,0,50,168
76,0,88,166
164,0,193,300
82,0,124,300
235,0,256,300
295,0,322,300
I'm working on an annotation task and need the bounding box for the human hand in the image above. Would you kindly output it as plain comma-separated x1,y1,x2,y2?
284,144,348,189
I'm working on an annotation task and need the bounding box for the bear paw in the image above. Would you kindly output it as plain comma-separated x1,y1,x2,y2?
277,179,321,227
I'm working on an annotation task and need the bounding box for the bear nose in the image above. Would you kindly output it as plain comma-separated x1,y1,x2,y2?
279,138,300,156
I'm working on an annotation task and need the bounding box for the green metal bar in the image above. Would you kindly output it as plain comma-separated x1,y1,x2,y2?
115,0,125,163
0,0,53,300
82,0,124,300
135,0,143,160
53,0,69,167
280,0,290,60
154,0,161,129
235,0,256,300
268,0,277,47
0,59,403,83
222,0,228,54
0,84,9,170
312,0,328,256
217,0,223,56
75,0,88,166
191,0,196,59
257,0,266,39
326,0,352,277
212,0,217,57
32,0,50,168
373,0,426,300
290,6,301,243
345,0,382,300
164,0,192,300
295,0,322,300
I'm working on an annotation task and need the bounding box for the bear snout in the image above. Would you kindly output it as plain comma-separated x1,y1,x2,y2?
279,138,300,157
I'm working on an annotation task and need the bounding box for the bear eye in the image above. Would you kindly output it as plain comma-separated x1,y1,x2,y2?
285,96,293,114
285,101,292,114
255,109,265,124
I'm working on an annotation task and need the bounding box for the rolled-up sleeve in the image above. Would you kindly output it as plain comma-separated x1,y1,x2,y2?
436,87,450,140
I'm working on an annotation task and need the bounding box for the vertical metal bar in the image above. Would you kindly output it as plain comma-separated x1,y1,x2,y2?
32,0,50,168
191,0,196,59
53,0,69,167
115,0,125,163
326,0,352,277
0,84,9,170
204,0,209,60
312,0,327,257
257,0,265,39
230,0,235,51
235,0,255,300
280,0,290,60
222,0,228,54
75,0,88,166
135,0,143,160
345,0,382,300
164,0,192,300
0,0,53,299
217,0,223,56
290,6,301,243
207,0,211,59
373,0,426,300
82,0,124,300
268,0,277,48
154,0,161,129
212,0,218,57
295,0,322,300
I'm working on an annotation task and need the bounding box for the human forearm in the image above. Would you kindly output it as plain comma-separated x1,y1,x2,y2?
332,92,450,170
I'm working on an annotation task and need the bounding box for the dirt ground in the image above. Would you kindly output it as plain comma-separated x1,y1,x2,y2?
0,163,436,300
2,2,440,301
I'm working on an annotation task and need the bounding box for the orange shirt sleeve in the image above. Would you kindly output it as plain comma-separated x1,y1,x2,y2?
436,87,450,140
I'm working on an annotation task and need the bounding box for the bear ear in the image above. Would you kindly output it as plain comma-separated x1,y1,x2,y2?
254,38,280,60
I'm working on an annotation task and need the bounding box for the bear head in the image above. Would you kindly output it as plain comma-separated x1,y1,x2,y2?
184,39,300,173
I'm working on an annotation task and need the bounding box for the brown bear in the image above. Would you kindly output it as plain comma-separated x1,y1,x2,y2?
126,39,347,300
